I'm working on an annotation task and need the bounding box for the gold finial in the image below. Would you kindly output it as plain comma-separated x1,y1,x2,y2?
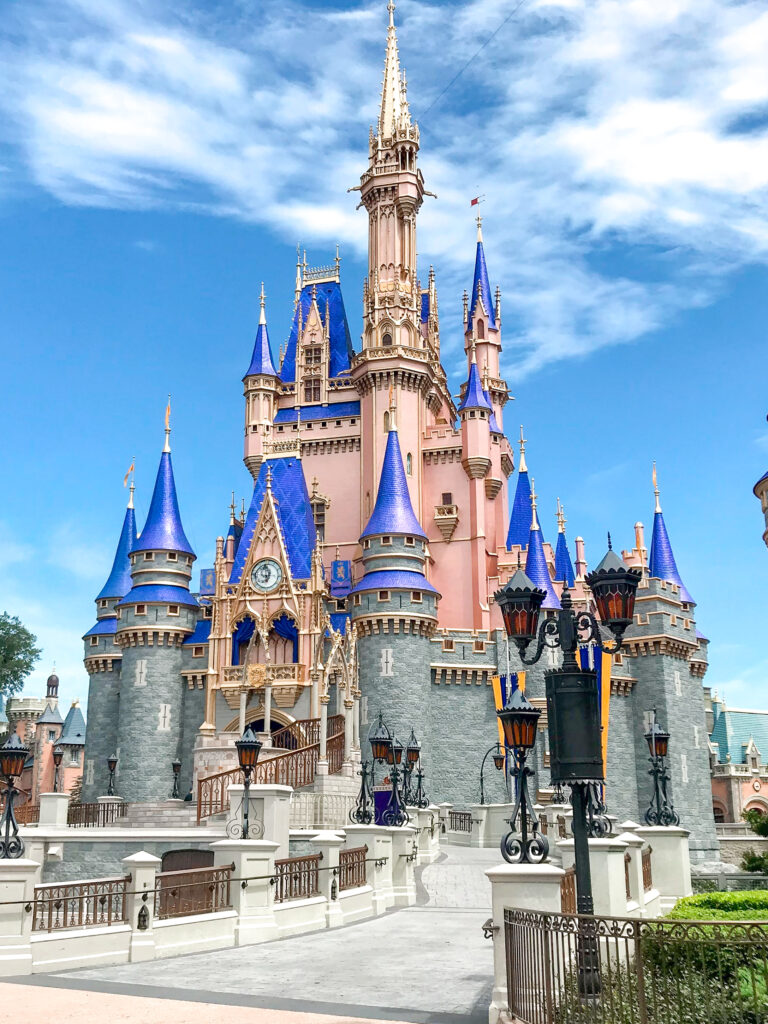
470,337,477,364
388,383,397,429
240,497,246,520
653,461,661,513
518,425,527,474
230,491,236,524
556,497,566,534
476,214,483,242
530,476,539,531
128,480,135,510
163,395,171,453
259,282,266,326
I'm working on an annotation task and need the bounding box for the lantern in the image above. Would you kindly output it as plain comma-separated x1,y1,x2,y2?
369,713,392,763
585,546,641,643
0,733,29,782
406,729,421,766
494,569,547,644
497,689,541,751
235,724,262,772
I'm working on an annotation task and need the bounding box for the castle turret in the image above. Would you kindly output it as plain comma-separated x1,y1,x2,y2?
465,218,501,378
114,419,197,802
507,427,532,551
648,464,693,604
524,480,560,609
349,401,438,786
82,481,137,800
45,670,59,706
243,285,279,480
553,498,576,587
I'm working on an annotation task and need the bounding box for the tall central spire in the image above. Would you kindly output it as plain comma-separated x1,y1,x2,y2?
379,1,410,139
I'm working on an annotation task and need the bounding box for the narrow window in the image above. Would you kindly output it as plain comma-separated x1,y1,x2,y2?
406,453,412,475
168,605,179,616
384,411,390,432
90,636,99,647
412,591,422,603
143,552,154,561
378,591,390,602
442,492,453,505
477,319,485,339
167,552,178,562
193,646,204,658
382,332,392,347
135,604,147,616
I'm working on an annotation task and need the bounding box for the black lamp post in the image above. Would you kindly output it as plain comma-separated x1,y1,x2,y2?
644,709,679,826
403,729,421,805
171,759,182,800
52,746,64,794
383,735,409,827
364,711,414,826
106,754,118,797
479,742,507,806
235,723,262,839
0,733,30,859
496,690,549,863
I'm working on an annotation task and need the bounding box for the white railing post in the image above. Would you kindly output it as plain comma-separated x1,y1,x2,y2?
387,826,417,906
38,792,70,828
227,783,292,859
628,823,691,913
211,839,279,946
309,831,345,928
317,697,329,775
0,857,40,977
345,825,393,913
122,851,161,963
557,836,631,917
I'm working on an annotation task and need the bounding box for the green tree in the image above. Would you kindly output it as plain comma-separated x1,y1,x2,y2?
744,808,768,838
0,612,41,700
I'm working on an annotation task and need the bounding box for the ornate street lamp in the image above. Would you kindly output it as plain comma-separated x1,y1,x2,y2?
349,760,375,824
403,729,421,805
52,746,64,794
0,733,30,859
106,754,118,797
479,742,507,806
235,723,262,839
644,709,679,826
171,759,182,800
496,690,549,863
381,735,409,826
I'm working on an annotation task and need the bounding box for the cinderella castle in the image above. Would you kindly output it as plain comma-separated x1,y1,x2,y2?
81,3,717,860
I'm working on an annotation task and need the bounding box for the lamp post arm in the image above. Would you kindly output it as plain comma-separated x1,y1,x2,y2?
479,744,501,806
574,610,628,656
514,617,560,666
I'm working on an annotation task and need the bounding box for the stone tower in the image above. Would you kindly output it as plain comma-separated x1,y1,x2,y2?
82,482,136,801
349,402,438,784
243,285,280,481
114,423,197,802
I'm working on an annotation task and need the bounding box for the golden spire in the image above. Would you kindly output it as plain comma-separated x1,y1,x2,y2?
259,282,266,326
530,476,539,531
229,491,236,525
653,461,662,513
379,0,408,138
240,497,246,521
556,497,566,534
294,245,302,308
388,382,397,429
163,395,171,453
476,214,483,242
518,425,527,474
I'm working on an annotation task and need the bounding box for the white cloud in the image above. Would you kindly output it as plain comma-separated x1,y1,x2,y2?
0,0,767,376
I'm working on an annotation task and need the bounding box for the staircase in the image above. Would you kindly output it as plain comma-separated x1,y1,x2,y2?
196,714,346,822
112,802,204,829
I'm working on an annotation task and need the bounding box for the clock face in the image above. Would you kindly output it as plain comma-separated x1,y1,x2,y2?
250,558,283,593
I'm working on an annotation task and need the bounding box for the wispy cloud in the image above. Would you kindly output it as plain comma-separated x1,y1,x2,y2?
0,0,767,376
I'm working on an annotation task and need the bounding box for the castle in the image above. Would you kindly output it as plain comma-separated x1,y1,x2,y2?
82,2,717,860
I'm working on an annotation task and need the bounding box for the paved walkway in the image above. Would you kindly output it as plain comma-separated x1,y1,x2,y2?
6,845,498,1024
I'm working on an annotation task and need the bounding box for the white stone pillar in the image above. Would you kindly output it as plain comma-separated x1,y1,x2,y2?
469,804,489,848
617,830,646,915
317,697,329,775
121,851,161,963
38,792,70,828
309,831,345,929
628,825,692,913
210,839,279,946
485,862,565,1024
263,683,273,745
352,693,361,751
227,783,292,858
345,824,393,913
437,802,452,835
388,826,417,907
0,858,40,977
238,689,247,735
557,836,631,917
342,700,354,775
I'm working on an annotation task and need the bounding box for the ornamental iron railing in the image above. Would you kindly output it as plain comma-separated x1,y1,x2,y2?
66,801,129,828
32,876,130,932
339,846,368,891
272,853,321,903
448,810,473,833
154,864,233,920
642,846,653,893
5,801,39,825
505,908,768,1024
197,715,345,822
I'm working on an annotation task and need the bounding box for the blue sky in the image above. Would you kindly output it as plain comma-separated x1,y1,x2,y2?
1,0,768,713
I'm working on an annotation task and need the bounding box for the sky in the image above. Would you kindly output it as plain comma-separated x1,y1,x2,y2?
1,0,768,714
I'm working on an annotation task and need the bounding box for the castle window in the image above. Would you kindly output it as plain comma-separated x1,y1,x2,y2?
89,636,98,646
304,382,321,403
311,490,329,542
351,418,357,425
321,421,327,428
144,552,155,561
48,730,56,743
203,606,212,619
278,425,284,433
412,591,422,603
406,453,412,475
474,640,486,653
363,539,370,550
136,605,146,616
378,591,390,602
353,594,361,606
336,600,346,611
335,420,341,427
306,423,313,430
193,646,204,657
469,410,476,418
442,637,455,652
69,749,80,766
384,411,390,432
99,599,108,609
442,492,452,505
405,536,415,546
381,536,392,546
477,319,485,339
306,346,322,364
167,552,178,562
382,332,393,347
168,605,179,616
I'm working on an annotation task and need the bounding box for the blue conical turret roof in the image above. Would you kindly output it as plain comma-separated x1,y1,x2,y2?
468,230,496,329
458,360,493,414
525,525,560,610
132,449,194,556
554,531,576,587
361,424,426,540
649,511,693,604
507,469,531,550
97,501,137,600
244,290,278,378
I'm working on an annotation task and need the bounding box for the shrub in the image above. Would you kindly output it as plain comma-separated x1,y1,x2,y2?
668,890,768,920
742,848,768,873
744,809,768,837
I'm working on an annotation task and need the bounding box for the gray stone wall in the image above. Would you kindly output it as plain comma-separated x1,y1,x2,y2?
179,683,205,799
82,634,121,802
604,691,641,823
41,837,218,884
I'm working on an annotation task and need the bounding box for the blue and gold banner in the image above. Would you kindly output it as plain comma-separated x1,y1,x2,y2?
579,645,612,775
199,568,215,595
330,559,352,597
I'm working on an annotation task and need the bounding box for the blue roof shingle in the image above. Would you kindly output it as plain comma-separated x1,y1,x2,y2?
97,504,137,601
117,584,199,608
507,471,532,550
350,569,438,596
525,527,560,609
274,401,360,424
360,428,426,540
649,510,693,604
711,708,768,764
280,280,354,384
132,451,194,557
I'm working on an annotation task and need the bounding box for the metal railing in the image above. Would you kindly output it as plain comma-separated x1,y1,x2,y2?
197,715,345,822
289,792,356,830
560,866,576,915
505,907,768,1024
32,875,130,932
5,801,39,825
448,810,473,833
339,846,368,891
67,801,129,828
154,864,233,920
556,816,568,839
272,853,321,903
642,845,653,893
625,851,632,901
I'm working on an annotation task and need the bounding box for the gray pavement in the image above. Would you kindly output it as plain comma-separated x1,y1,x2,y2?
17,845,499,1024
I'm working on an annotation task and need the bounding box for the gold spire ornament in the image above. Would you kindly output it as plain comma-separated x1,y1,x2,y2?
556,497,566,534
259,283,266,326
653,462,661,513
529,476,539,531
518,425,528,474
163,395,172,453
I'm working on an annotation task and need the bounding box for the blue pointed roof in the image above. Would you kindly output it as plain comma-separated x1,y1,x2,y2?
244,322,278,379
58,703,86,747
483,389,501,433
468,238,496,329
132,451,194,556
38,704,64,726
280,280,354,383
97,504,137,601
525,526,560,609
554,531,576,587
458,361,493,414
649,510,693,603
361,427,426,540
230,456,317,584
506,471,532,550
711,707,768,764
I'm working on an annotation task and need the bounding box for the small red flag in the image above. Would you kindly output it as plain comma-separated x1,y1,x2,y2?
470,195,485,207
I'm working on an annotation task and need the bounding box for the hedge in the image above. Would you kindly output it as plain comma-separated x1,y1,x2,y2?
668,890,768,920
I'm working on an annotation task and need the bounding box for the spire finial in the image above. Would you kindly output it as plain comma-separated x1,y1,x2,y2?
518,425,528,474
230,491,236,524
128,480,135,510
266,464,273,491
476,214,483,242
335,243,341,280
259,282,266,326
163,395,171,453
470,337,477,364
607,531,613,550
240,497,246,520
556,497,566,534
388,383,397,430
530,476,539,531
653,461,661,513
124,457,136,507
388,0,395,29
